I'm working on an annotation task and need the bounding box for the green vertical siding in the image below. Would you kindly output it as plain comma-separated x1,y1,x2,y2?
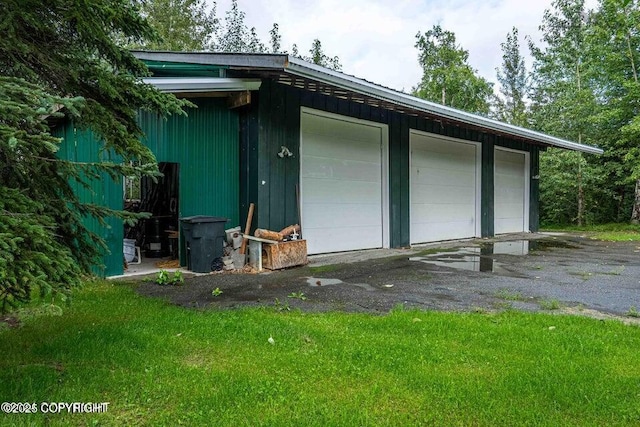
283,84,302,230
55,123,124,277
388,113,410,247
56,97,239,274
140,98,240,265
481,134,495,237
255,80,303,231
239,99,260,224
256,80,272,230
140,98,239,224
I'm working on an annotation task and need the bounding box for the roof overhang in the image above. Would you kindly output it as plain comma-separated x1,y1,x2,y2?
132,51,603,155
143,77,261,93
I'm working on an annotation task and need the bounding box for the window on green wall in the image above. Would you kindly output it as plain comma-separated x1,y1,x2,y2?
123,161,141,203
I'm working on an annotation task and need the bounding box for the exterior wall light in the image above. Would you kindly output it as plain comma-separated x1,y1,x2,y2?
278,146,293,158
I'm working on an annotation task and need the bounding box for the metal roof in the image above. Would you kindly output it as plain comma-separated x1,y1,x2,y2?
132,51,603,155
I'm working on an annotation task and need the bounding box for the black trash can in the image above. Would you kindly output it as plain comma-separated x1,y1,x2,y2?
180,216,228,273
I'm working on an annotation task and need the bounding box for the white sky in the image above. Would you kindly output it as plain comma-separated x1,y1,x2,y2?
212,0,598,92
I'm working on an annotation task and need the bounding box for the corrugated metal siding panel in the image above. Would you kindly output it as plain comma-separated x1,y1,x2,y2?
98,145,125,277
55,98,240,275
54,123,123,277
239,100,260,225
388,112,410,247
481,134,495,237
139,99,240,264
138,110,166,155
141,98,239,223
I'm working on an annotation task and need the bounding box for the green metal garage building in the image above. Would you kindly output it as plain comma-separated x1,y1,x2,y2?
56,52,602,277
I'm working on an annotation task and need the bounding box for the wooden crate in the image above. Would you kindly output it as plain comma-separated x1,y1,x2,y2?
262,240,308,270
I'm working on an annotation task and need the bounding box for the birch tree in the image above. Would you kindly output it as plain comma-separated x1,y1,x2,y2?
132,0,217,51
495,27,529,126
413,25,494,115
588,0,640,222
530,0,597,226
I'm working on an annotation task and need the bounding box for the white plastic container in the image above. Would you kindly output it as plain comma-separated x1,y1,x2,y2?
225,226,241,245
123,239,137,263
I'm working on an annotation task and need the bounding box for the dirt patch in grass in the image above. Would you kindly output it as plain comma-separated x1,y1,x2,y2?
558,306,640,326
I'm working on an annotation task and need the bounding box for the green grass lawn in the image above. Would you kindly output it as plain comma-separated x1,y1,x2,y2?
543,223,640,241
1,281,640,426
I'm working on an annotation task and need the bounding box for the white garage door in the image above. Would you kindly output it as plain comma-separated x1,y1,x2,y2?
410,131,480,243
300,109,388,254
494,148,529,234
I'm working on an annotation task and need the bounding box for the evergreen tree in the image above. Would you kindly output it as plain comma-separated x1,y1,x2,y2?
413,25,494,115
0,0,186,311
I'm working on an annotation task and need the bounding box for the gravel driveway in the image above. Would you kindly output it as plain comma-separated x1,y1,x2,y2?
136,233,640,319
